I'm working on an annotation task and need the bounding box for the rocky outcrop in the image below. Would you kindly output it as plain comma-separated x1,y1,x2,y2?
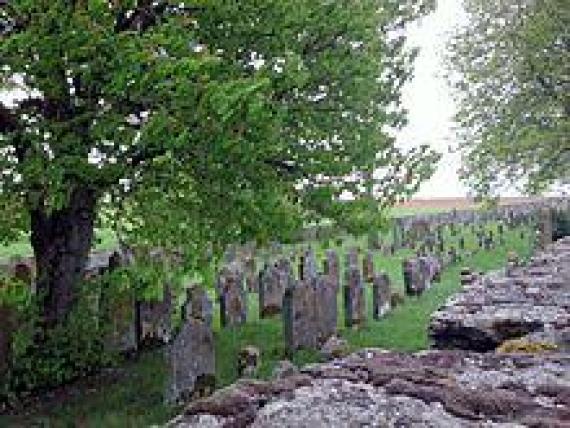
429,237,570,352
168,349,570,427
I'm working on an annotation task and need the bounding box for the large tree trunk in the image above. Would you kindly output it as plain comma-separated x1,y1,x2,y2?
30,186,98,327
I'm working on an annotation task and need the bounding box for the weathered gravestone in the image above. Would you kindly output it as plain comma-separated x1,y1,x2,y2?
537,208,554,249
362,250,375,282
323,249,340,292
299,248,318,281
403,258,423,296
343,266,365,329
372,272,391,319
314,274,337,343
216,263,247,328
259,259,292,318
283,279,317,354
165,286,215,404
345,247,359,269
139,285,172,345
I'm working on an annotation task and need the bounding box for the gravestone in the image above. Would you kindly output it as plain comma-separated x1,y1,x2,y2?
259,259,292,318
372,272,391,319
323,249,340,292
343,266,366,329
314,274,337,343
216,263,247,328
104,287,138,354
458,236,465,251
448,246,458,264
300,248,318,281
345,247,359,269
283,279,317,353
165,286,215,404
362,250,375,282
402,258,423,296
139,285,172,345
537,208,553,249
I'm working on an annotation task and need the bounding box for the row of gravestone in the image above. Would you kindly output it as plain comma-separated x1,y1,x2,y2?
391,199,569,251
0,249,175,368
164,248,445,404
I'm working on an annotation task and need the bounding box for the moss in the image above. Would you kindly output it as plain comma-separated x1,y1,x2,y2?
496,339,558,354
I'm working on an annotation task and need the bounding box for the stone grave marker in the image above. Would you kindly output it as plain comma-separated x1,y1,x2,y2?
259,259,292,318
314,274,337,343
165,286,215,404
300,248,318,281
362,250,375,282
372,272,391,320
216,263,247,328
343,266,366,329
323,249,340,292
283,279,317,353
140,285,172,345
345,247,359,269
403,258,423,296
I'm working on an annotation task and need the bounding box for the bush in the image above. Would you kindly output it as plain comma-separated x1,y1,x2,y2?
1,278,115,408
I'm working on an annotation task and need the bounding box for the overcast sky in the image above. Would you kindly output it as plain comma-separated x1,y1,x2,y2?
396,0,469,198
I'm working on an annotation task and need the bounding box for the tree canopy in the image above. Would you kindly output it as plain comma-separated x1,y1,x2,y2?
448,0,569,196
1,0,437,324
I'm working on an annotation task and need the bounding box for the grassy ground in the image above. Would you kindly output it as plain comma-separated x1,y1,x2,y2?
0,229,117,260
1,224,533,427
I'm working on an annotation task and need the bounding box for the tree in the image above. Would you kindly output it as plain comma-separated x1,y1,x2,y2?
1,0,437,327
448,0,569,196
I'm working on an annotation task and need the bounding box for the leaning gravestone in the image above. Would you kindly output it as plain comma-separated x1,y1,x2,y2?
216,263,247,328
343,266,366,329
165,286,215,404
372,272,391,320
283,279,317,354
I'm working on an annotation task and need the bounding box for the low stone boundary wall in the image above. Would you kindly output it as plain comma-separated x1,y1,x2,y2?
169,348,570,427
429,237,570,352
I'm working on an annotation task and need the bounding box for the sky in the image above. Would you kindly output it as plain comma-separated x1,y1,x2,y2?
396,0,470,198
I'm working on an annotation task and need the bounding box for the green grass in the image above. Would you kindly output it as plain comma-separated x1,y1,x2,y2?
0,222,530,427
1,224,533,427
